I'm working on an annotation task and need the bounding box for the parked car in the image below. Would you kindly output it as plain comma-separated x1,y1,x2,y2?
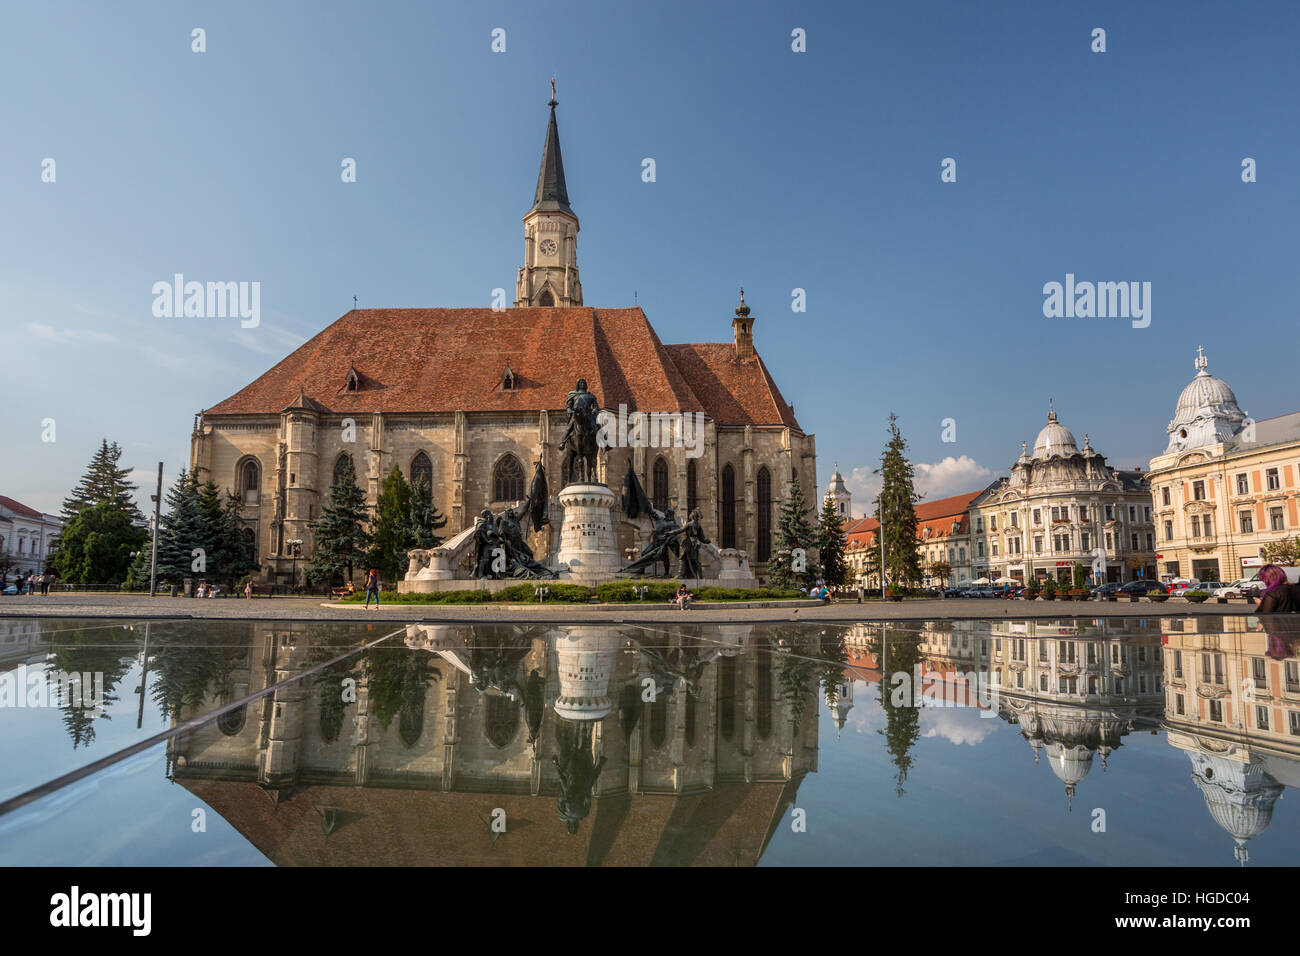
965,585,998,599
1119,580,1167,596
1214,578,1264,597
1,584,16,595
1195,582,1228,595
1165,579,1199,595
1090,582,1123,599
941,587,966,599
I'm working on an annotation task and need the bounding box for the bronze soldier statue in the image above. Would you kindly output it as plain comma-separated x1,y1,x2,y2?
558,378,601,484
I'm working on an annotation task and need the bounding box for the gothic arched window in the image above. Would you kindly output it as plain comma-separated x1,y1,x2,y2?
484,695,520,748
652,457,669,512
410,451,432,502
493,455,526,502
756,466,772,562
721,464,736,549
240,458,260,498
333,453,355,487
217,704,246,737
538,289,555,307
686,459,698,514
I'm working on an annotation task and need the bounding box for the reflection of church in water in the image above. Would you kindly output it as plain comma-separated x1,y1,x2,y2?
166,624,819,865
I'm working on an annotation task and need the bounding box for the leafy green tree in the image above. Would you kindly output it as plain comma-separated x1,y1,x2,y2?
61,439,143,524
769,471,819,590
816,494,848,588
368,466,415,582
306,456,372,586
1264,536,1300,566
928,559,952,588
874,414,922,588
50,502,146,585
407,476,448,549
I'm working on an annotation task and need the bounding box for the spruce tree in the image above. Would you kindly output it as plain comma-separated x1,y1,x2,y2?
369,466,415,582
769,470,819,590
306,456,372,586
156,471,205,585
61,439,143,523
874,414,922,589
816,494,848,588
407,476,448,549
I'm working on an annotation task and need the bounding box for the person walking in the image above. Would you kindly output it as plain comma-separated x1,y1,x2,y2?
364,569,380,609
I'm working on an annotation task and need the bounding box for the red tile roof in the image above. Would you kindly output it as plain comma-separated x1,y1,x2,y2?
0,496,43,519
844,489,986,549
205,307,802,430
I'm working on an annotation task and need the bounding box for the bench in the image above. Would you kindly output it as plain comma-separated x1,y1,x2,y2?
246,584,276,598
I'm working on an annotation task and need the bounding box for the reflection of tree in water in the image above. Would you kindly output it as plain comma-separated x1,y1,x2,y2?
362,645,440,746
148,623,250,722
770,625,827,733
305,632,367,745
44,624,137,748
877,630,922,797
552,718,605,835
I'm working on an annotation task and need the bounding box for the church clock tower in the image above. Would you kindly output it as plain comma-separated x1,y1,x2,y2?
515,80,582,307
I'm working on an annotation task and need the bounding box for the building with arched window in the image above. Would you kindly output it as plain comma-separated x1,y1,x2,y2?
188,91,816,585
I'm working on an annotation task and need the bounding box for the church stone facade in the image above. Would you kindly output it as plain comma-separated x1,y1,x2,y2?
189,93,815,585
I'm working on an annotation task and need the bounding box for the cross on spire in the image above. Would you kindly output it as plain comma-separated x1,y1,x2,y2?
1195,344,1208,372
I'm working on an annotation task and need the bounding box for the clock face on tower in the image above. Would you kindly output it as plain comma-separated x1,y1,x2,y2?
539,238,557,257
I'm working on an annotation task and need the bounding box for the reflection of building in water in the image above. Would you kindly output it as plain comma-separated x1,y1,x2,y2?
1161,616,1300,863
988,620,1165,807
0,619,46,673
166,623,819,865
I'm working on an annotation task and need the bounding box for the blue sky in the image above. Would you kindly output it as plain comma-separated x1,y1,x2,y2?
3,0,1298,516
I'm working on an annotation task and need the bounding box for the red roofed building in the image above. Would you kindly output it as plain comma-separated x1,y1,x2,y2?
843,489,989,588
189,92,816,585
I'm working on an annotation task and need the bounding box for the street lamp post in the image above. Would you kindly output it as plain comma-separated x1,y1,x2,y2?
288,539,303,592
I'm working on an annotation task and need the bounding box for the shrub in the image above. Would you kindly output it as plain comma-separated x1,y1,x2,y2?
597,580,681,602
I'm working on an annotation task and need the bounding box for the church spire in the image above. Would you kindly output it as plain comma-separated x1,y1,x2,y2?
515,81,582,307
531,78,572,216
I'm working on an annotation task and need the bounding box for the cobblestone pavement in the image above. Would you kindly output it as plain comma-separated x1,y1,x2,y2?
0,592,1259,624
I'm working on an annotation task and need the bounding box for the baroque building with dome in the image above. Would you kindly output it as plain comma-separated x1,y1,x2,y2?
187,91,815,585
1146,347,1300,583
968,404,1156,585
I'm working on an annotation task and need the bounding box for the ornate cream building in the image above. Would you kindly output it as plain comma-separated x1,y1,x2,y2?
970,404,1156,585
188,92,815,585
1147,348,1300,583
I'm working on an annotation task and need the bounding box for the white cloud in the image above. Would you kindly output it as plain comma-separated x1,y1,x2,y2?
24,322,114,345
842,455,995,515
919,705,1000,746
914,456,995,499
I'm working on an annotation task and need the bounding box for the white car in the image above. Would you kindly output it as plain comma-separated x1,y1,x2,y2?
1214,578,1264,597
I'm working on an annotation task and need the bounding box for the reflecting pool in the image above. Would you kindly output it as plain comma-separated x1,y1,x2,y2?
1,615,1297,866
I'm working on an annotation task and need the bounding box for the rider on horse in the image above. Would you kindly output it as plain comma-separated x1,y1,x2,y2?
559,378,601,482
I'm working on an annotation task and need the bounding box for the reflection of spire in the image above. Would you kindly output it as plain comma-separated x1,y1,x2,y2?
1189,752,1283,867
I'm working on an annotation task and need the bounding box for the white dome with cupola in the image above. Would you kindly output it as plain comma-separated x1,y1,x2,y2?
1165,346,1248,453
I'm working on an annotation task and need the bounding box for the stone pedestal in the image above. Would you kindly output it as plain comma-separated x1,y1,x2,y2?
554,483,622,584
553,627,619,721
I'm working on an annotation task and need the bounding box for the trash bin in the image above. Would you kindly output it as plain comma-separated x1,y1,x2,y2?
170,584,178,598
